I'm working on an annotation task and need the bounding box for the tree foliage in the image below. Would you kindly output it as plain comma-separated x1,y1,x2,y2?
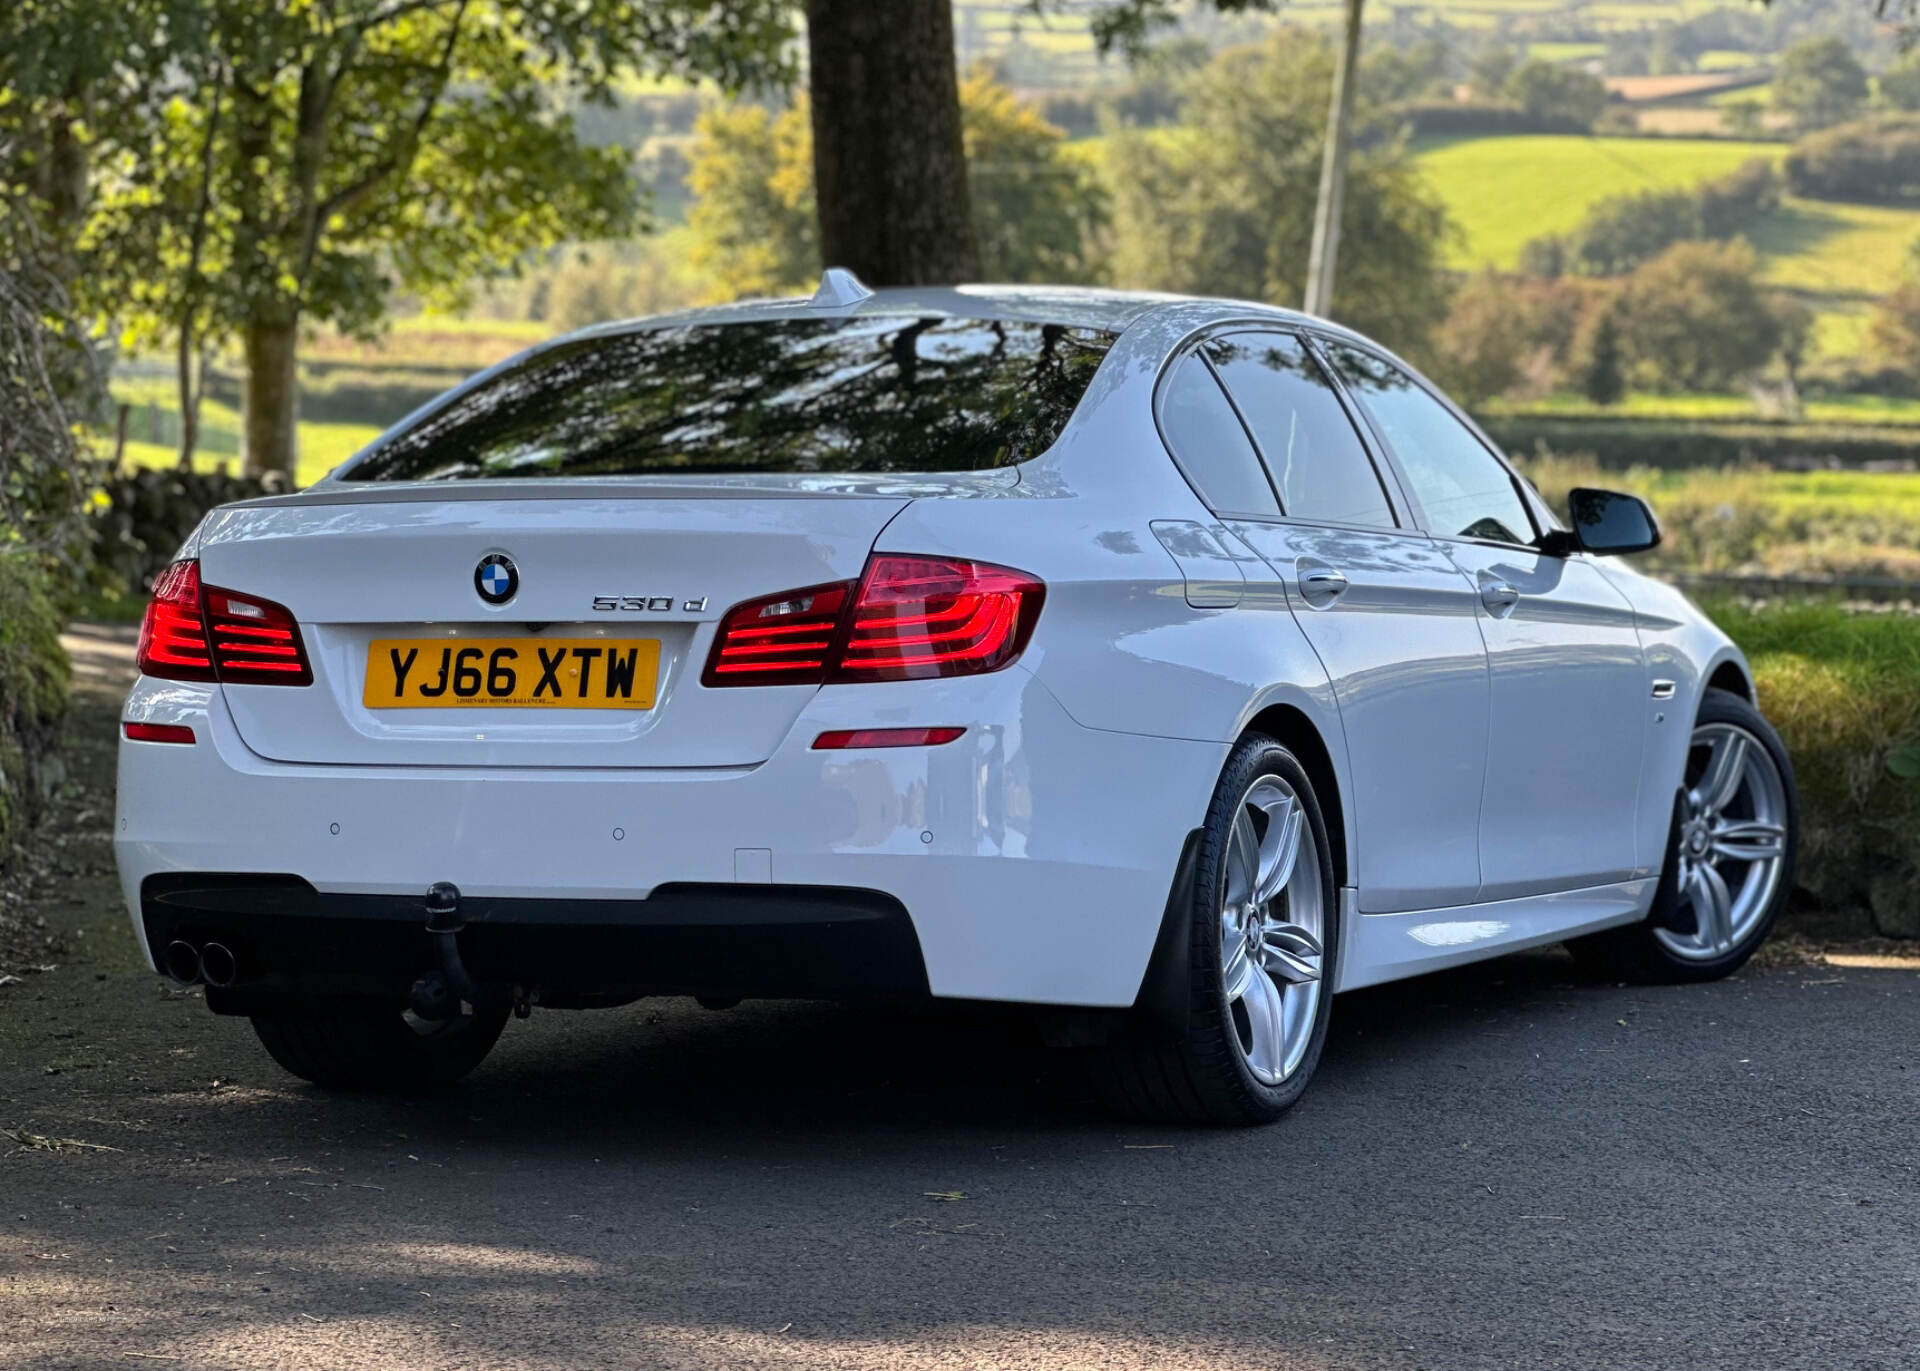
688,102,819,300
1571,301,1627,407
1785,115,1920,202
959,69,1108,285
687,73,1108,300
1104,32,1453,357
1615,240,1785,390
6,0,797,475
1429,272,1587,405
1773,36,1870,132
0,204,99,565
1870,281,1920,380
1502,58,1607,129
1881,48,1920,112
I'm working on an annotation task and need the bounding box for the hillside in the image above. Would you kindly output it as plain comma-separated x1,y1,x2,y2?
1410,134,1920,357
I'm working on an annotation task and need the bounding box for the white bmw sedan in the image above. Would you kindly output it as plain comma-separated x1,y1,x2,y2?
116,276,1797,1124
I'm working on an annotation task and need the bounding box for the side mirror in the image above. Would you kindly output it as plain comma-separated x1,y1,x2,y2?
1551,487,1661,557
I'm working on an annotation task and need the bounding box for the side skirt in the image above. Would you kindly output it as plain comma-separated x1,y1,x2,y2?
1333,879,1655,993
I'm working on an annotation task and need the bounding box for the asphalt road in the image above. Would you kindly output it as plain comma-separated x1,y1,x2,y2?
3,631,1918,1370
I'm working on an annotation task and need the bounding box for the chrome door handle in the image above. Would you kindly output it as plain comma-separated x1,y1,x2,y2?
1296,564,1350,609
1479,578,1520,615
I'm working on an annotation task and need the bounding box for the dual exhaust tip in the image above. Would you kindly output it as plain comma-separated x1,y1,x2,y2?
163,939,237,989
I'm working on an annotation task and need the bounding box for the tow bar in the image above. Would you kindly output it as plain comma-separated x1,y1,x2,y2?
408,882,527,1020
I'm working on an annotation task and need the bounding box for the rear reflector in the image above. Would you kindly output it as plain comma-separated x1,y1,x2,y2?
812,727,966,750
704,555,1043,688
136,559,313,687
123,721,196,744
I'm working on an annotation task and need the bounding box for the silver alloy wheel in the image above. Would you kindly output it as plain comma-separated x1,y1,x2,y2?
1654,721,1790,962
1219,774,1325,1085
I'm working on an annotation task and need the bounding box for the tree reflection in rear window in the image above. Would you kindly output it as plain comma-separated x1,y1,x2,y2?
339,315,1117,481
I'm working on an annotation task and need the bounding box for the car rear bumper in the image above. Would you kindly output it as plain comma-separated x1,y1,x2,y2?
141,873,929,1009
115,669,1226,1008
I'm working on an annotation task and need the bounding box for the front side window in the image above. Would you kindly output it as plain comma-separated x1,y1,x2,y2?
341,316,1116,481
1156,353,1280,516
1205,332,1395,529
1326,345,1535,546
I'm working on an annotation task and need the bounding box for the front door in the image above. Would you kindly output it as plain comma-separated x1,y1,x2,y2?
1323,343,1649,900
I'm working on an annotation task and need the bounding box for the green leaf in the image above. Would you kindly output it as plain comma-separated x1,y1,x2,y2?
1887,742,1920,780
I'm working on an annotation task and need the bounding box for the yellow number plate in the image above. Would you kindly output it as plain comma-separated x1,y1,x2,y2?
363,638,660,709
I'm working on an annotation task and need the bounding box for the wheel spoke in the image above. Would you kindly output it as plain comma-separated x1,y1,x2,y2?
1693,730,1749,815
1710,819,1785,864
1261,921,1322,984
1253,797,1303,906
1227,810,1260,906
1240,965,1287,1081
1222,930,1256,1002
1690,861,1735,953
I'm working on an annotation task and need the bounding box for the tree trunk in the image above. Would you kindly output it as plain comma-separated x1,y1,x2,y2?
176,335,198,470
802,0,980,286
242,314,300,478
1303,0,1364,318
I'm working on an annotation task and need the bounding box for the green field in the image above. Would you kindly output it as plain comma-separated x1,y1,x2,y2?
1483,391,1920,424
1412,136,1786,268
1411,134,1920,360
952,0,1741,70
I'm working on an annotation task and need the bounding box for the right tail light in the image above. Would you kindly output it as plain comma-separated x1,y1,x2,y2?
702,554,1044,688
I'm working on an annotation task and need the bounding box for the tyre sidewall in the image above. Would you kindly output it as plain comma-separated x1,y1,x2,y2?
1188,736,1339,1119
1593,687,1800,983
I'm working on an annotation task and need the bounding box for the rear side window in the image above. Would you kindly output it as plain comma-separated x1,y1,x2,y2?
340,316,1116,481
1205,332,1395,529
1157,354,1280,516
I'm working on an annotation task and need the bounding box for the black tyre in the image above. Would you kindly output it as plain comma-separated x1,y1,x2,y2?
251,1001,509,1091
1569,687,1798,984
1090,734,1338,1125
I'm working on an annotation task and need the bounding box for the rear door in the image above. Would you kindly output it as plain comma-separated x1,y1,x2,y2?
1163,332,1490,913
1322,342,1649,900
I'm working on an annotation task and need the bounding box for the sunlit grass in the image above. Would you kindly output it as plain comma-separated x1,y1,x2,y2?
1483,390,1920,423
1412,135,1788,270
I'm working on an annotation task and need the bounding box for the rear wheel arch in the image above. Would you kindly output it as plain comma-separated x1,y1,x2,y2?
1242,703,1348,892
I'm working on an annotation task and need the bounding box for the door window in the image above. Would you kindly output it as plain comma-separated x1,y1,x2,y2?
1157,353,1280,516
1326,346,1536,546
1206,333,1395,529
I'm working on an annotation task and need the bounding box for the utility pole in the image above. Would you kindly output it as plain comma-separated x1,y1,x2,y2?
1303,0,1364,318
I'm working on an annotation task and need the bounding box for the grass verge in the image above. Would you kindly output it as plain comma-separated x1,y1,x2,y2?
1707,599,1920,936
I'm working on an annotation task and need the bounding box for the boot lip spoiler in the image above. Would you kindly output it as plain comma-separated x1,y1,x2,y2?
216,471,1020,511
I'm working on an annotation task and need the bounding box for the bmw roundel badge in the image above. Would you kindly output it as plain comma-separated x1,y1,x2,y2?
475,553,518,605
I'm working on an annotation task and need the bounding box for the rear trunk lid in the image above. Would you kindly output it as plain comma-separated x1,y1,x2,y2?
194,489,910,767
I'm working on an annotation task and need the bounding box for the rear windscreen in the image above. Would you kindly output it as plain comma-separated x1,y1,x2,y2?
339,315,1117,482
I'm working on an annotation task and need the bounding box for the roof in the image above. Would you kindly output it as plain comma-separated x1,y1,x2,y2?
550,278,1328,346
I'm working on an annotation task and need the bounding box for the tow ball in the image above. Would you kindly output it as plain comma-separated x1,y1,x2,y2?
408,882,528,1020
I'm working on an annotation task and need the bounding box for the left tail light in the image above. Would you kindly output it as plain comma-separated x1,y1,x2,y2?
136,559,313,687
703,554,1044,687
